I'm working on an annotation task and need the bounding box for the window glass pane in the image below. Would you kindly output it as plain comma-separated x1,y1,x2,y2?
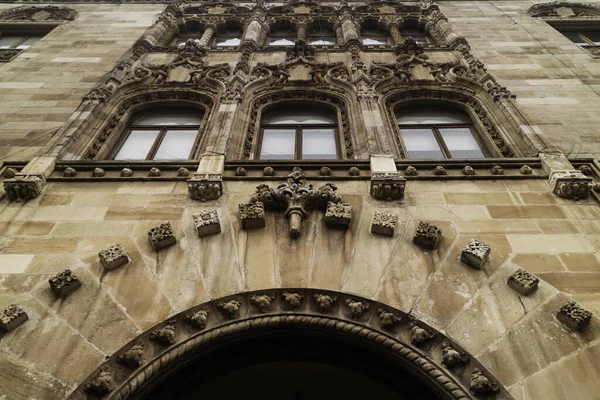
16,36,41,49
261,129,296,159
270,38,295,46
583,31,600,45
396,108,469,124
362,37,388,45
439,128,485,159
154,129,197,160
302,128,336,159
215,37,241,47
262,109,335,125
563,32,586,44
114,130,160,160
308,37,335,45
400,128,445,159
131,108,204,126
0,36,23,49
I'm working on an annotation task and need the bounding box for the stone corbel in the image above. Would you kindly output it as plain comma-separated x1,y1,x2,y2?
540,152,593,200
3,156,54,202
370,155,405,201
188,155,224,201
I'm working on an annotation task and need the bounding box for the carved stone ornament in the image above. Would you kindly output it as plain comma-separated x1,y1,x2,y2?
187,173,223,202
345,299,369,319
184,309,209,330
117,342,145,368
239,201,266,230
433,166,447,176
0,6,78,21
324,202,352,230
405,166,418,176
150,320,177,345
4,167,16,178
282,292,303,310
460,239,491,269
413,221,442,250
548,170,593,200
371,172,406,201
371,211,398,237
218,300,241,319
319,166,332,176
490,165,504,175
263,166,275,176
520,165,533,175
528,2,600,18
578,165,593,176
148,167,161,177
98,244,130,270
314,293,337,312
62,167,77,177
507,268,539,296
0,304,28,333
4,173,46,202
462,166,474,176
410,322,435,345
177,167,190,177
92,167,105,177
192,208,221,237
250,294,274,312
247,168,346,238
556,301,593,331
441,341,468,368
0,49,22,63
148,222,177,251
121,168,134,177
378,309,401,329
470,368,499,395
84,366,115,395
235,167,247,176
49,269,81,298
348,167,360,176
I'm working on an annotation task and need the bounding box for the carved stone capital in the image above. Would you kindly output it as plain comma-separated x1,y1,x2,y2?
370,172,406,201
371,211,398,237
460,239,491,269
0,304,28,333
192,208,221,237
324,202,352,229
507,269,539,296
98,244,130,270
239,202,266,230
148,222,177,251
556,301,593,331
548,170,593,200
49,269,81,298
187,173,223,202
3,173,46,202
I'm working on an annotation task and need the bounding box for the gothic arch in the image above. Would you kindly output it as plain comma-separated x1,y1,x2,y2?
69,288,513,400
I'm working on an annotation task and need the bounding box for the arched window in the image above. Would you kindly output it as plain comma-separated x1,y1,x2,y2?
307,20,335,46
258,107,338,160
268,21,297,47
396,107,485,159
400,21,431,45
215,21,243,47
113,107,204,160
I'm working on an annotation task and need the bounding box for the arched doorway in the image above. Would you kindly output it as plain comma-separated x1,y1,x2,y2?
71,289,512,400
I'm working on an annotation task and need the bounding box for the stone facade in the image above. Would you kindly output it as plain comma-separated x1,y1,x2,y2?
0,1,599,399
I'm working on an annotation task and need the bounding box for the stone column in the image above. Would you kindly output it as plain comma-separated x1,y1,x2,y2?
389,24,402,45
297,22,307,42
198,25,216,47
425,11,460,45
342,19,359,42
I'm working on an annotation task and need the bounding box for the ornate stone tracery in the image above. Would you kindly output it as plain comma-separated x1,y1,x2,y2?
529,2,600,18
0,5,77,21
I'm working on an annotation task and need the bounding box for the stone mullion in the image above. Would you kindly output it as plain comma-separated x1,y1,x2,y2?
198,25,216,47
389,24,402,45
204,102,238,156
297,22,307,42
334,23,344,45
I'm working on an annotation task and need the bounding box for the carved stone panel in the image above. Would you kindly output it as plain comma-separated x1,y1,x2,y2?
184,310,209,329
218,300,241,319
3,173,46,202
324,202,352,229
187,174,223,202
192,209,221,237
313,293,336,312
548,170,593,200
470,368,498,395
84,367,114,395
282,292,303,310
48,269,81,298
148,222,177,251
378,309,401,329
345,298,369,319
460,239,491,269
441,341,468,368
117,342,145,368
507,269,539,295
239,202,266,230
371,211,398,237
556,301,593,331
98,244,130,270
413,221,442,250
410,322,435,345
371,172,406,201
0,304,28,333
150,320,177,345
250,294,274,313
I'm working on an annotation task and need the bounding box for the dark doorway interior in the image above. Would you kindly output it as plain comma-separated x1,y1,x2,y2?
145,334,444,400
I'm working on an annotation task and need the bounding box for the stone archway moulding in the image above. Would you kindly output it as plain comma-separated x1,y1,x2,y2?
69,288,513,400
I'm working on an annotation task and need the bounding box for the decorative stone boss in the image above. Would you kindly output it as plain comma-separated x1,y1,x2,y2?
239,167,352,238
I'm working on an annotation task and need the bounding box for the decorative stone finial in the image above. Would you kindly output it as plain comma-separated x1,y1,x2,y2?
239,201,266,230
148,222,177,251
377,309,400,329
413,221,442,250
556,301,592,331
218,300,242,319
470,369,498,395
507,269,539,295
92,167,105,177
371,211,398,237
250,294,274,312
193,209,221,237
49,269,81,298
345,298,369,319
324,202,352,229
150,320,177,345
98,244,130,270
184,309,209,329
63,167,77,177
441,341,468,367
460,239,491,269
314,294,336,312
84,366,115,395
0,304,28,332
409,322,435,345
282,292,303,310
120,168,134,177
117,342,145,368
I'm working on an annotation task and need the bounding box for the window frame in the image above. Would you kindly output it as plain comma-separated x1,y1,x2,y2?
0,33,42,49
547,21,600,57
255,108,341,160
